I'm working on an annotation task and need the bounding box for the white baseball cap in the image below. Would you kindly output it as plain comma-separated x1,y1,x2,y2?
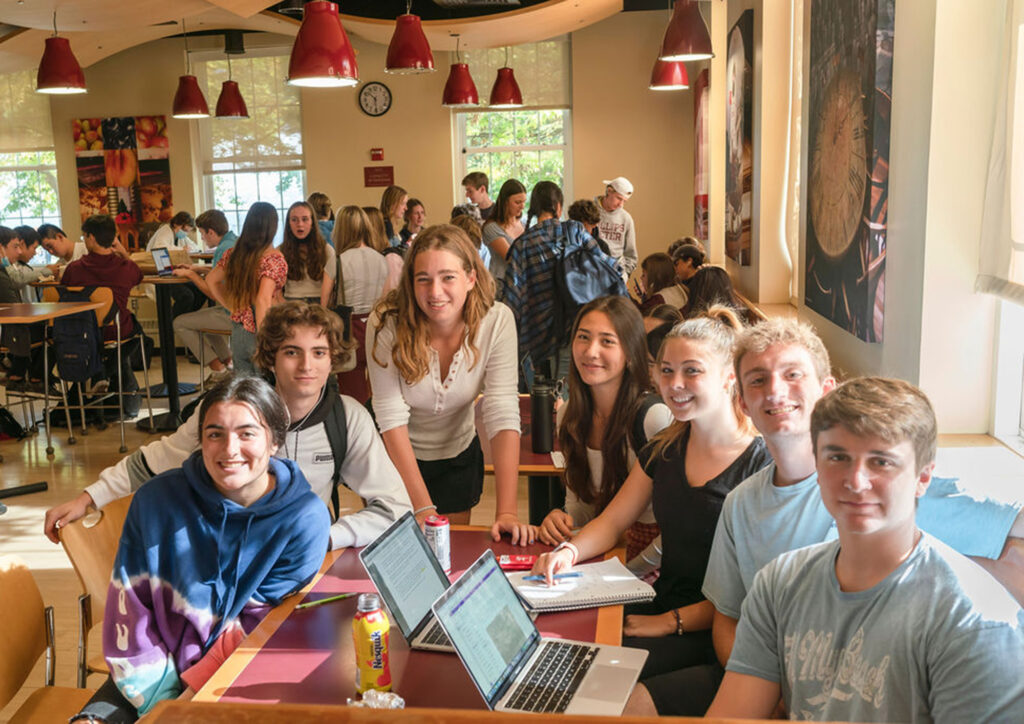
602,177,634,198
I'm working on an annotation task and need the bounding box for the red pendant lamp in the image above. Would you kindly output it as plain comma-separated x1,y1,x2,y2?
216,53,249,118
172,19,209,119
488,48,522,108
442,36,478,108
36,12,87,94
649,59,690,91
386,4,435,74
659,0,713,62
287,1,359,87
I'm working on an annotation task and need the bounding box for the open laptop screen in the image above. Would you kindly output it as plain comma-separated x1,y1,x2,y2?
151,248,172,276
359,512,449,638
432,551,538,706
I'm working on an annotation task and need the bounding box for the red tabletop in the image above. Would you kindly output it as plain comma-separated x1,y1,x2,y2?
195,528,622,708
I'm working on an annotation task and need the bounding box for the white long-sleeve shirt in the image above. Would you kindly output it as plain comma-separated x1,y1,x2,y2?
367,302,520,460
86,393,411,550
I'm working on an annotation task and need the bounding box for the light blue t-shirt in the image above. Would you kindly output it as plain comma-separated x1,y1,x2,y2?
703,464,1022,618
729,534,1024,722
211,230,238,268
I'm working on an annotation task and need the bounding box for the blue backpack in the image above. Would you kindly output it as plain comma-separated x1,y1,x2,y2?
552,221,627,343
52,286,104,383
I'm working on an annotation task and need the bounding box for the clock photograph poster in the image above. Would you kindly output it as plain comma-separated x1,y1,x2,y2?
725,10,753,266
805,0,893,342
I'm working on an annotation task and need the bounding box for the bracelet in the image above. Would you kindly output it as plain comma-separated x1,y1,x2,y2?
553,541,579,566
672,608,685,636
414,504,437,516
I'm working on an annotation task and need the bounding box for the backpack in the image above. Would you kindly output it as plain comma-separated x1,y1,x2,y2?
0,406,26,440
552,222,627,346
52,286,104,383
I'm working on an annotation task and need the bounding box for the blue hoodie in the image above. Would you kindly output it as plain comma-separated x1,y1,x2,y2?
104,453,329,713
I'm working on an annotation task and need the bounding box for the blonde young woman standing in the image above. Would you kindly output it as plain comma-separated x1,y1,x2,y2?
368,224,532,544
533,307,770,686
333,205,388,402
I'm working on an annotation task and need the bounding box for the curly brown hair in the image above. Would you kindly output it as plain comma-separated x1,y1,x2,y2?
254,301,354,373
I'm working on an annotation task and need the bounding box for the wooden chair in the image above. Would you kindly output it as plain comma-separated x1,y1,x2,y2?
0,555,94,722
58,495,133,688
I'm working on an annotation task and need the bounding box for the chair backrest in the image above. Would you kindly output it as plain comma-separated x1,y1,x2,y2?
42,285,115,328
59,495,133,624
0,555,47,708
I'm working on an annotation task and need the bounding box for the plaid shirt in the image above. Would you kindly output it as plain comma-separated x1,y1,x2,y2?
501,218,605,364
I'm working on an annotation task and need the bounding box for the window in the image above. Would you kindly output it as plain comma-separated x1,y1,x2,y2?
455,38,573,205
195,52,305,243
0,70,61,264
458,109,572,201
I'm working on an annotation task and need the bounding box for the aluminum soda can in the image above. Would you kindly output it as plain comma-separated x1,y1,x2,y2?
424,514,451,574
352,592,391,693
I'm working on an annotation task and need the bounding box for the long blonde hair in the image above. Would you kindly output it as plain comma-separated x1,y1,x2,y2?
649,305,753,459
333,205,374,253
371,224,495,384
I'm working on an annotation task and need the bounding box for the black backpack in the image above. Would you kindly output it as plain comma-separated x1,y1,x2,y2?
552,222,627,346
52,286,104,383
0,406,26,440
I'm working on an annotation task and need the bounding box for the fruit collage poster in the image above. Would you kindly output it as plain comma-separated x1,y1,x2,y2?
73,115,172,251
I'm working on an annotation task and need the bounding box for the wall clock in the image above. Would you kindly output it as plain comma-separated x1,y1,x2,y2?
809,70,867,258
358,82,392,117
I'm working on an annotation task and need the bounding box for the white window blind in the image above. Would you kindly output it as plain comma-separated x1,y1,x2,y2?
461,36,572,109
0,69,54,152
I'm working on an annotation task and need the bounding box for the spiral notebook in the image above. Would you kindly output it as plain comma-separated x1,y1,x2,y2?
506,557,655,613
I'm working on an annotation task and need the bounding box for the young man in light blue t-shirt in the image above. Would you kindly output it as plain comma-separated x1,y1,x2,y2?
624,319,1023,716
707,377,1024,722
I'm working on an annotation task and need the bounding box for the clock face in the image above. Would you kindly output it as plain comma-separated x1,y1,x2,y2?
359,82,392,117
809,70,867,258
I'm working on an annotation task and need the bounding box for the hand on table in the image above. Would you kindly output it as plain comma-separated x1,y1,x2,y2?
531,545,575,585
537,509,574,545
623,612,676,638
43,491,95,543
491,512,536,546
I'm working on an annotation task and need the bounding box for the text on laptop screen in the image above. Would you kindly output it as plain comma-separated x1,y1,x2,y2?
362,516,448,636
151,248,171,274
434,554,537,702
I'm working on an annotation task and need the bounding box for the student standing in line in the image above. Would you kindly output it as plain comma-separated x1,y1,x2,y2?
533,307,772,681
307,191,335,245
537,296,674,569
281,200,335,305
462,171,494,221
206,202,286,375
481,178,526,287
379,185,408,248
368,224,532,544
400,198,426,245
333,206,389,403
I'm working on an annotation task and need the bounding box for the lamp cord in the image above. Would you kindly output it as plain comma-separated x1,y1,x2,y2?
182,18,192,74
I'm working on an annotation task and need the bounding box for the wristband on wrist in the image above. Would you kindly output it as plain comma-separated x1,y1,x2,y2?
414,504,437,516
672,608,685,636
553,541,579,566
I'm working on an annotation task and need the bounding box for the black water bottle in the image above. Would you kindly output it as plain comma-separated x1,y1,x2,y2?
530,379,555,454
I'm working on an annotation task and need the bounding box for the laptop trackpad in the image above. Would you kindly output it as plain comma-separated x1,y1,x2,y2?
577,665,634,702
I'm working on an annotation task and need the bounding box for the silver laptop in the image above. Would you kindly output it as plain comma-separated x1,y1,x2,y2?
151,248,174,277
358,512,454,652
431,550,648,716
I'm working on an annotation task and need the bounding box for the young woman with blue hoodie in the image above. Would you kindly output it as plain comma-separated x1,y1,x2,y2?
103,375,329,715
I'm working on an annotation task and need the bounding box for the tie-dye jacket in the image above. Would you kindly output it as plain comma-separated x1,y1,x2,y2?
103,452,329,714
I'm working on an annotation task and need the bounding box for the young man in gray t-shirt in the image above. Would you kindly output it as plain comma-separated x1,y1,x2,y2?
707,378,1024,722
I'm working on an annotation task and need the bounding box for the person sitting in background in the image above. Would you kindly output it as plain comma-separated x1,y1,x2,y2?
281,200,335,305
205,202,287,375
638,252,688,315
400,198,426,245
670,240,704,286
706,377,1024,722
308,191,335,244
681,266,744,320
146,210,198,252
567,198,610,256
101,376,329,716
481,178,527,287
44,301,412,550
449,212,489,270
333,206,388,403
172,209,237,387
39,223,88,275
379,185,408,248
462,171,494,221
7,226,55,302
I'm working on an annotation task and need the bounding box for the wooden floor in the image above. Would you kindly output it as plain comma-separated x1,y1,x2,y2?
0,355,1020,721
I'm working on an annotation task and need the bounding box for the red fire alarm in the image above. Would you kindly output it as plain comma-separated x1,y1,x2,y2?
371,148,384,161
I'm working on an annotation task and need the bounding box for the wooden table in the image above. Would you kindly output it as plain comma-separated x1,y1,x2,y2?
194,527,624,709
476,395,564,524
0,301,103,457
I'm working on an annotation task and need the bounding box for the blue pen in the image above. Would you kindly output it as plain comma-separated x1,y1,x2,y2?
521,572,583,582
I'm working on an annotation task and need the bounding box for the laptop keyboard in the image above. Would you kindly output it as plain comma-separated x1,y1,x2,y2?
506,641,597,713
421,619,452,647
